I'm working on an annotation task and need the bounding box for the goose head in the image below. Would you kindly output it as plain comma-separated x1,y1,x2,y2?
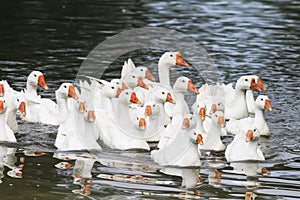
255,95,272,112
152,87,176,104
0,81,4,97
173,76,199,94
132,115,147,130
134,67,155,82
56,83,78,100
182,113,197,129
245,127,260,142
211,111,225,128
122,72,148,90
9,93,26,117
236,75,266,92
118,89,141,105
83,109,95,122
27,71,49,90
192,101,206,121
190,130,204,145
209,100,225,114
159,52,189,68
0,97,7,114
102,82,122,98
144,102,160,117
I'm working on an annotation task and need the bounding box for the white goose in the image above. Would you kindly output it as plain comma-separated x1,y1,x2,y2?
226,95,272,136
225,127,265,162
223,75,266,120
24,83,78,125
0,97,16,142
199,111,226,152
5,92,26,133
96,88,149,150
151,115,203,167
158,52,189,88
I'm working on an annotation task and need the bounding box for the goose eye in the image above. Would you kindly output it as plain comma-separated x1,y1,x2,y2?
170,54,173,57
111,86,115,89
190,117,193,120
136,117,139,120
245,79,248,81
215,115,218,117
125,92,129,95
64,85,67,88
197,105,199,107
77,101,79,103
3,100,5,103
17,99,19,102
85,110,87,113
153,104,155,107
34,74,37,77
182,80,185,83
141,69,144,71
132,75,136,78
261,98,263,101
116,82,119,85
218,103,221,106
194,132,196,135
254,128,257,131
162,92,165,95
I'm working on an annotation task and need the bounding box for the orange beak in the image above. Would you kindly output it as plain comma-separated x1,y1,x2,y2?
264,99,272,112
175,53,189,67
145,70,155,81
64,163,72,169
139,118,146,129
37,75,49,90
199,107,205,121
257,78,267,91
196,134,204,145
166,92,176,104
246,130,253,142
18,102,26,117
68,85,78,100
250,78,261,91
182,117,190,129
145,105,152,116
210,104,217,114
0,84,4,97
0,100,3,113
137,77,148,89
115,87,122,98
218,116,225,128
121,82,128,90
87,111,95,122
130,92,141,105
187,80,199,94
15,171,23,178
79,102,85,113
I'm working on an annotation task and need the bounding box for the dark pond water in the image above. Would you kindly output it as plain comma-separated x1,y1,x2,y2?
0,0,300,199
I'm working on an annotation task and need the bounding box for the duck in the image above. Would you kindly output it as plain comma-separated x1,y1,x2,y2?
0,97,16,142
223,75,267,120
151,115,204,167
225,127,265,162
226,95,272,136
199,111,226,152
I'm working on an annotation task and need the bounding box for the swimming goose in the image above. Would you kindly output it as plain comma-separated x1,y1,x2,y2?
226,95,272,136
199,111,225,152
0,97,16,142
158,52,189,88
225,127,265,162
5,92,26,133
223,75,266,120
151,115,203,167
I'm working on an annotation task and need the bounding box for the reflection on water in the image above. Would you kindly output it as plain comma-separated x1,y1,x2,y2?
0,0,300,199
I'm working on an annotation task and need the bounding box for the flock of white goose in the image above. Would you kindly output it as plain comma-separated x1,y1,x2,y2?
0,51,272,167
